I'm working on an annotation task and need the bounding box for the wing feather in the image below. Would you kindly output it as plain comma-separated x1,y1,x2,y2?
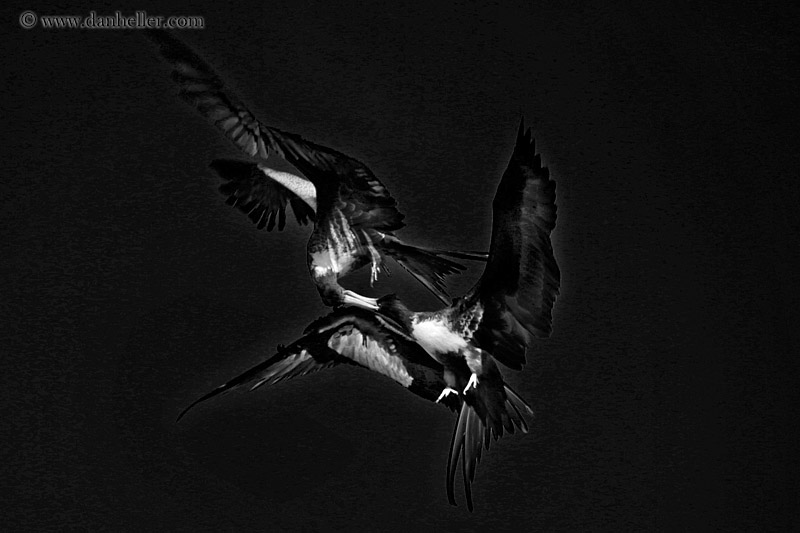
175,346,340,422
466,118,561,369
210,159,315,229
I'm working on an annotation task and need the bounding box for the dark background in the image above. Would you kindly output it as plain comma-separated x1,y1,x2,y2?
2,0,797,530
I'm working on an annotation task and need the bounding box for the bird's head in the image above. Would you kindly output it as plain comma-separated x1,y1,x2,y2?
377,293,413,329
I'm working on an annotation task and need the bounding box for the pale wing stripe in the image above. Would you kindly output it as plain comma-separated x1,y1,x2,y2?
327,327,413,387
257,165,318,212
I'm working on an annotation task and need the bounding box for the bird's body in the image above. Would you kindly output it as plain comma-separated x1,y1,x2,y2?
376,118,560,400
374,120,561,507
146,30,487,309
404,308,483,397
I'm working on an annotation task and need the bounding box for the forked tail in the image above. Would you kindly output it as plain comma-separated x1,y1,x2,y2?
446,383,532,511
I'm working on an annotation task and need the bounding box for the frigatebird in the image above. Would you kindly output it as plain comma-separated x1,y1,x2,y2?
376,119,559,395
178,120,560,510
145,30,487,309
177,304,532,511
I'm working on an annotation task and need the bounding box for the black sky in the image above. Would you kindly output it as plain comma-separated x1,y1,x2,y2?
2,0,798,530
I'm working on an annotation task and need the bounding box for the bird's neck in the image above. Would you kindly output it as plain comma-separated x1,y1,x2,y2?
376,296,415,332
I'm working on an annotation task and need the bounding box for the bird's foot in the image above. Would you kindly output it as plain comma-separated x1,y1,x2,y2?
365,238,382,287
435,387,459,403
370,261,380,286
463,373,480,394
342,290,380,311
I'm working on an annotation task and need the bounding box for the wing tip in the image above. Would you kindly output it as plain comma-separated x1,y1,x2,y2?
175,382,228,423
515,116,534,154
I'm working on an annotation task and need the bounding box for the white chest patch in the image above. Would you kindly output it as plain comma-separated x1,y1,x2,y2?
258,166,318,212
327,328,413,387
411,318,468,359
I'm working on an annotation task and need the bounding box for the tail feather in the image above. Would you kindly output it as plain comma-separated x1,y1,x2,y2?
447,402,471,507
427,249,489,262
504,383,533,432
446,384,533,511
379,236,471,304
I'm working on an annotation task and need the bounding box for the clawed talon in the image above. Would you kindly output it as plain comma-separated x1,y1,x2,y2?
370,261,379,286
436,387,458,403
463,373,479,394
366,238,381,287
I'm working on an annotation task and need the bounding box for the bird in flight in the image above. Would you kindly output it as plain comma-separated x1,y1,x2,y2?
376,120,559,400
145,30,487,310
178,120,560,510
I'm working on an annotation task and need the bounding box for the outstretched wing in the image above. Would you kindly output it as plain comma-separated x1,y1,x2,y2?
210,159,316,230
145,30,404,233
177,307,448,421
463,118,560,370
